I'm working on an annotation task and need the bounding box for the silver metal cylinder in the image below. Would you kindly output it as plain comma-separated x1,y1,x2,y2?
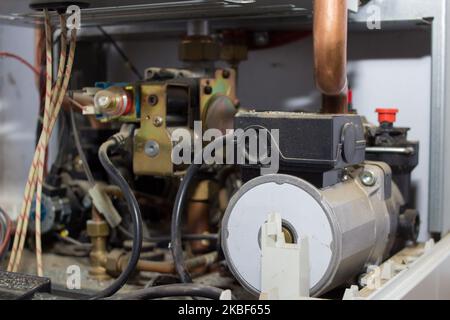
222,162,403,296
187,20,210,37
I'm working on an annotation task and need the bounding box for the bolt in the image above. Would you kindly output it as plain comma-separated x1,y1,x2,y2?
222,69,230,79
153,116,163,127
148,95,159,106
204,86,213,95
360,170,377,187
144,140,160,158
253,31,269,47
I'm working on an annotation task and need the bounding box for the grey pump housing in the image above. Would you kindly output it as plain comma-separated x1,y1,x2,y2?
222,162,403,297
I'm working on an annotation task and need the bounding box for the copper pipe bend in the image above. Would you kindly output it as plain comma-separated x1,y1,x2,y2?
314,0,348,112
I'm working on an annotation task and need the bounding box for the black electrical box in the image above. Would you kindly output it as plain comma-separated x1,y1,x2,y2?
234,111,366,187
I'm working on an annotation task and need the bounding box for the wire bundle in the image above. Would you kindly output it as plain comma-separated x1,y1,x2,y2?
7,10,78,276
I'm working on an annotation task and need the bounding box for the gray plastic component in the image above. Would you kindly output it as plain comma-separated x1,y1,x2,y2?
222,165,403,297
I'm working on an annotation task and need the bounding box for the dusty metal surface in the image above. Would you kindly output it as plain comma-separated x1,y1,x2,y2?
1,249,248,299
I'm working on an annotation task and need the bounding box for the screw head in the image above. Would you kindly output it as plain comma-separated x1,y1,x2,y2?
144,140,160,158
204,86,213,95
148,95,159,106
222,69,230,79
360,170,377,187
153,116,164,127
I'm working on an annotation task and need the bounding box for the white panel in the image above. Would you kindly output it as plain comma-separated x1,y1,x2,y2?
0,25,39,219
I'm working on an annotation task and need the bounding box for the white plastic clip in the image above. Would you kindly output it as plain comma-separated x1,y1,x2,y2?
260,213,310,300
219,290,233,300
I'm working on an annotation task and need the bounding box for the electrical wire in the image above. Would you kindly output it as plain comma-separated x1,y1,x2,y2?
104,283,226,300
8,13,78,274
33,9,55,276
70,108,96,186
171,134,233,284
0,51,41,76
93,133,143,299
97,26,142,80
67,96,87,111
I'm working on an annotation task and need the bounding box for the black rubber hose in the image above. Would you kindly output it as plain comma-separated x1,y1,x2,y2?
171,134,233,284
92,137,143,299
105,284,225,300
171,163,201,283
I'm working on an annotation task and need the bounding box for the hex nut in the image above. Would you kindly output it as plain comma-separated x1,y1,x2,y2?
86,220,109,237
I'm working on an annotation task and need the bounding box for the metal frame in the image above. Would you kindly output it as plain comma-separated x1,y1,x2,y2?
349,0,449,236
0,0,313,26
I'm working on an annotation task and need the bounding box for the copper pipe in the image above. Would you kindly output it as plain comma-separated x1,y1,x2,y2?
117,252,218,274
187,202,211,253
188,180,215,253
313,0,349,113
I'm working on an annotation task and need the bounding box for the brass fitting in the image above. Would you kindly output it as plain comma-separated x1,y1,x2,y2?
87,218,110,280
104,249,128,277
87,219,109,237
179,36,220,62
221,44,248,67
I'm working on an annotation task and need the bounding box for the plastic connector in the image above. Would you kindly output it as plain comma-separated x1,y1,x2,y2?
89,184,122,228
109,124,136,149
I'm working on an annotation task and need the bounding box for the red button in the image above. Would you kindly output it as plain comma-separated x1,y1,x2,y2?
376,108,399,124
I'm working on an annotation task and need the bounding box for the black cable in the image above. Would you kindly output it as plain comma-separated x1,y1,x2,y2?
92,132,143,299
105,283,225,300
0,207,11,262
70,108,96,186
171,163,201,283
54,111,69,169
0,209,6,240
171,134,233,284
97,26,143,80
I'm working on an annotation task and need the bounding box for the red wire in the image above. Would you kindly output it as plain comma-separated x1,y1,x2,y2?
0,51,41,76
